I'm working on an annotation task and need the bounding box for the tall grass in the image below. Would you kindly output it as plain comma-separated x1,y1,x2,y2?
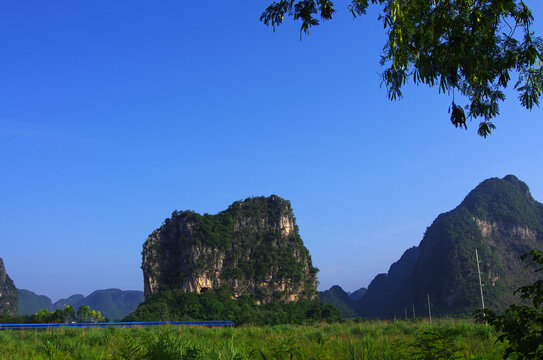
0,319,504,359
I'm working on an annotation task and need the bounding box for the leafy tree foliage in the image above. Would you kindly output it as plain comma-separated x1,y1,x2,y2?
0,305,107,324
476,250,543,359
124,286,341,325
261,0,543,136
77,305,91,322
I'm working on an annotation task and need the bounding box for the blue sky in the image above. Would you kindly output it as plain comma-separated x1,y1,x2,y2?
1,1,542,301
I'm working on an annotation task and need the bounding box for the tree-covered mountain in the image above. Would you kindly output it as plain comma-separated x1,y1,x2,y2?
318,285,358,317
18,289,144,320
74,289,144,320
349,287,367,301
53,294,85,309
358,175,543,318
18,290,54,315
0,258,18,316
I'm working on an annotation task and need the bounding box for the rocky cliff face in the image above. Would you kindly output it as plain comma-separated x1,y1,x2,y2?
142,196,318,304
358,175,543,318
0,258,18,316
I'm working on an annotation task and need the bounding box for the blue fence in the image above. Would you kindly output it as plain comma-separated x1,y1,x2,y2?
0,320,235,330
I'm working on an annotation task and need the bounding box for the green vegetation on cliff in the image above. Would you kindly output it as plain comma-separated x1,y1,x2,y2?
462,175,543,231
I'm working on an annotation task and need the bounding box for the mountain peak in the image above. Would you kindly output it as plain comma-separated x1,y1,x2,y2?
503,174,520,183
459,175,541,228
502,174,530,195
318,285,358,317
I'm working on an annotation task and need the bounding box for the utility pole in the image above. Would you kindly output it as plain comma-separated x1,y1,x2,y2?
476,249,485,311
412,304,415,319
427,294,432,324
405,307,408,319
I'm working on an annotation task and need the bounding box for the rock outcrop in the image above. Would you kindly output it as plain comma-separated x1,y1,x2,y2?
358,175,543,318
142,195,318,304
0,258,18,316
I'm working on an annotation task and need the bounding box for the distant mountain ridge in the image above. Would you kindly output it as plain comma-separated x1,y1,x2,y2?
319,175,543,318
18,289,144,320
318,286,359,317
318,286,367,317
53,294,85,309
349,287,367,301
17,289,54,314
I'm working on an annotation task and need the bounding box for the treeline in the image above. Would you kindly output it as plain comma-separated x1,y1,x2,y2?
0,305,106,324
124,286,341,325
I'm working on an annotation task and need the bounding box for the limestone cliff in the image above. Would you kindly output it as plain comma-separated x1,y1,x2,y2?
142,195,318,304
0,258,18,316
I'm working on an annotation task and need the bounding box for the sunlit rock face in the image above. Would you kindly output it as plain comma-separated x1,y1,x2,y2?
141,195,318,304
0,258,18,316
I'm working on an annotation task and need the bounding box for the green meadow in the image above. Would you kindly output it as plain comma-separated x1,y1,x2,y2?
0,319,505,360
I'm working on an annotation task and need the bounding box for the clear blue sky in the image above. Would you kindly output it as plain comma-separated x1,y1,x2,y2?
1,1,542,301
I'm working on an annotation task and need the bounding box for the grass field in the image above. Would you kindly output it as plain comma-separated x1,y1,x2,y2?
0,319,505,359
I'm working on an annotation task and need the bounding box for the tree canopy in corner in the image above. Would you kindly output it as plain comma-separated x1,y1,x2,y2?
261,0,543,137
